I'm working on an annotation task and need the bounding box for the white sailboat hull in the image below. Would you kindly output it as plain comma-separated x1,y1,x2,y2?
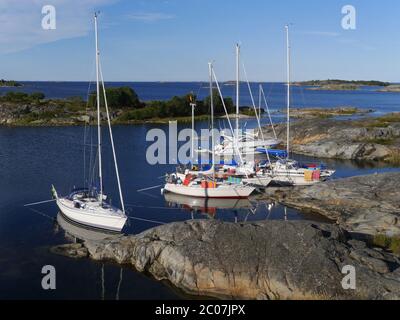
164,192,252,210
271,175,321,186
242,176,273,187
163,183,255,199
57,198,127,232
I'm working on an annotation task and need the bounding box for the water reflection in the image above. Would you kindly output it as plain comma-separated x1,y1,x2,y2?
56,212,121,242
55,213,124,300
164,192,256,220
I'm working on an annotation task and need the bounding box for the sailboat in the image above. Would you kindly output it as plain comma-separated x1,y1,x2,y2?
247,25,335,187
214,44,280,157
163,62,256,199
51,14,127,232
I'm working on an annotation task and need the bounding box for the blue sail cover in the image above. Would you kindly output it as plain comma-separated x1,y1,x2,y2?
256,148,288,158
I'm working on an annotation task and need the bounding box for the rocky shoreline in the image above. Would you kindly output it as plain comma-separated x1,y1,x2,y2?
0,102,389,127
379,85,400,93
53,218,400,300
281,107,374,119
261,172,400,237
262,114,400,163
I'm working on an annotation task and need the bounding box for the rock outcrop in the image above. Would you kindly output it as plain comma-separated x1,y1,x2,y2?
53,219,400,300
266,172,400,236
262,117,400,162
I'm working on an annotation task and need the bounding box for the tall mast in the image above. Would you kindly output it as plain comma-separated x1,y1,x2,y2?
285,25,291,160
209,62,215,181
235,44,240,144
258,84,262,119
190,95,196,162
95,13,103,201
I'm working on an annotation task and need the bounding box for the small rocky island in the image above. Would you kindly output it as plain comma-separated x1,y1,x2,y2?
379,85,400,93
281,107,374,119
294,80,390,91
0,79,22,87
0,87,238,125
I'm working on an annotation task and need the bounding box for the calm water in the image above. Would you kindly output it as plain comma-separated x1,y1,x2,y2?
1,81,399,114
0,82,400,299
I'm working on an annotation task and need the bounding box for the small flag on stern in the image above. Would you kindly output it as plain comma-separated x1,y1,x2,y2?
51,185,58,199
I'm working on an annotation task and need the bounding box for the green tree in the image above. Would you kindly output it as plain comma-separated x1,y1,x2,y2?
89,86,142,109
204,89,234,115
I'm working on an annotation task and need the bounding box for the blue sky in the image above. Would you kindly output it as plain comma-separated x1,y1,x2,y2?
1,0,399,82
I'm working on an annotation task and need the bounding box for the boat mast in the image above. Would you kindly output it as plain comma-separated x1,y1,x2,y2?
258,84,262,119
95,13,103,201
190,95,196,162
285,25,291,160
236,44,240,145
209,62,215,181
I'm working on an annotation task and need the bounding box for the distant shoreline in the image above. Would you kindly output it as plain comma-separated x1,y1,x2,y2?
0,106,376,127
293,79,393,92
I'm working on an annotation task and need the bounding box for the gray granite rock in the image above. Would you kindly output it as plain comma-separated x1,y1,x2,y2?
267,172,400,236
52,220,400,300
262,118,400,161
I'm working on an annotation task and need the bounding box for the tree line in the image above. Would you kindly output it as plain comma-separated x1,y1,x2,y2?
1,86,235,121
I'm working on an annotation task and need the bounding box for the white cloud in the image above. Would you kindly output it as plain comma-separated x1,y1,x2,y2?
0,0,117,54
126,12,175,22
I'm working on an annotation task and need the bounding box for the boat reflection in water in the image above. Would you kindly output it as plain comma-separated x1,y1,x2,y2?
163,192,256,220
56,212,122,242
55,213,124,300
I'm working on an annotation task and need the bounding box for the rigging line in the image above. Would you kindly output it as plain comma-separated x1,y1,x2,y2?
84,60,96,188
241,62,272,166
195,81,204,98
260,85,278,139
126,215,166,225
99,59,126,214
211,67,247,173
90,149,99,192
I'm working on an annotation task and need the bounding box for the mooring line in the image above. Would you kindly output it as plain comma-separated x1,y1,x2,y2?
27,208,55,222
23,199,56,207
126,215,166,225
137,185,162,193
125,204,177,211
